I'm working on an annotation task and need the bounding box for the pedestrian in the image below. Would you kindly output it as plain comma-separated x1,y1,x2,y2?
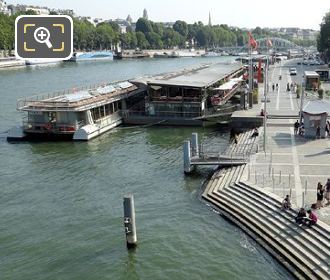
272,83,275,91
316,125,321,139
281,195,292,210
251,127,259,137
287,83,290,92
325,121,330,138
276,83,279,90
295,208,307,224
294,120,299,135
316,182,324,209
305,209,318,227
325,178,330,206
299,123,305,136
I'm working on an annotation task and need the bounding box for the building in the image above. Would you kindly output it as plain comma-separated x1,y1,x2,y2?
129,63,245,125
0,0,11,15
7,4,49,15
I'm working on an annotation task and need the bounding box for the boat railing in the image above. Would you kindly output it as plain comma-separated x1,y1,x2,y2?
123,109,201,118
17,84,138,111
22,119,83,132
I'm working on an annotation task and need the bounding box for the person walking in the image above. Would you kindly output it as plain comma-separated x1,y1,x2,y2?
294,120,299,135
316,182,324,209
325,178,330,206
272,83,275,92
325,121,330,138
316,125,321,139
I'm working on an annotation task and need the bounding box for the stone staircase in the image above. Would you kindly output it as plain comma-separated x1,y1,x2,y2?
201,130,330,280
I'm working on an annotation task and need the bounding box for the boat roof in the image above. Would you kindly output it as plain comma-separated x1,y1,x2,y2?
146,63,243,88
18,81,144,112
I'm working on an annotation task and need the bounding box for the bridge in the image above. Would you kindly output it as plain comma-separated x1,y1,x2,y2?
219,37,304,54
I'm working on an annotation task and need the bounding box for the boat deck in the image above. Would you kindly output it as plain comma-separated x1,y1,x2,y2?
17,81,146,112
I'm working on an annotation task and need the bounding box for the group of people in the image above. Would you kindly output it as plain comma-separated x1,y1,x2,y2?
286,82,297,93
271,83,279,91
293,120,330,138
281,178,330,227
281,195,318,227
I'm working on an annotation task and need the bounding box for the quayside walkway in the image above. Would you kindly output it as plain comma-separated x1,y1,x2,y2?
201,130,330,280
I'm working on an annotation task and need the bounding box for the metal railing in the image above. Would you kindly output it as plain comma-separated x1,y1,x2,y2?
22,120,83,133
17,81,139,111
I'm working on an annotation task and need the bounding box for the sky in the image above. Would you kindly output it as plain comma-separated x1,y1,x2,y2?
8,0,330,30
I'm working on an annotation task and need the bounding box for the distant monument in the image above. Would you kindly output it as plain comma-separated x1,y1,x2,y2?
126,14,132,24
208,11,212,26
143,8,148,20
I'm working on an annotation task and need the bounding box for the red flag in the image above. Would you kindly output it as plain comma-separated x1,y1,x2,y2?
248,32,257,49
266,38,273,47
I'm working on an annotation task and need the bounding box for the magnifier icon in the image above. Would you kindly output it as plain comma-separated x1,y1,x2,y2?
34,27,53,48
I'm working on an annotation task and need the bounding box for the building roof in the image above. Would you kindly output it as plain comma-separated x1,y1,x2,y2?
304,71,319,77
303,100,330,115
146,63,243,88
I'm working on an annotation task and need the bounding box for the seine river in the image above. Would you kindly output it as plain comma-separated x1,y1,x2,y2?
0,57,293,279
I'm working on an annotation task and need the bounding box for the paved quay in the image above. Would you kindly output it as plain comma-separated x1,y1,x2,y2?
241,59,330,224
201,59,330,279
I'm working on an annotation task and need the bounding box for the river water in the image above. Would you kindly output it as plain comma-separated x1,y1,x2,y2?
0,57,293,279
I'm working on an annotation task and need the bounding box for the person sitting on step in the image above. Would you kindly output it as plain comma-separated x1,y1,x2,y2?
281,194,292,210
295,208,307,224
251,127,259,137
305,209,318,227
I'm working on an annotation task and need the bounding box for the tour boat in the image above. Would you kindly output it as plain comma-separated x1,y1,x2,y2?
7,81,145,141
67,51,113,62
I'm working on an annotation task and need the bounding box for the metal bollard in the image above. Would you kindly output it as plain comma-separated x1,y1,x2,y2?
255,170,257,184
289,174,291,190
263,174,265,187
191,133,199,157
279,171,282,184
305,180,307,195
183,140,192,174
123,194,137,249
302,192,305,208
248,165,251,181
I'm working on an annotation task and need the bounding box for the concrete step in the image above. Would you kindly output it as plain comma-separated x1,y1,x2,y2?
231,183,330,253
227,185,330,259
237,182,330,243
209,191,330,279
203,194,319,280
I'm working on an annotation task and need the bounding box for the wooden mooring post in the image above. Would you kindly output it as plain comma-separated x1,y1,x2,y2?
123,194,137,249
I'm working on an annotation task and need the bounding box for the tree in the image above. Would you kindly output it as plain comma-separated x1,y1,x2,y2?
173,20,188,37
317,11,330,62
135,18,153,34
146,32,163,49
136,31,150,49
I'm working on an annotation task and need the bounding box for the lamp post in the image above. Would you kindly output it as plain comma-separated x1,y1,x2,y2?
299,60,304,124
263,47,269,152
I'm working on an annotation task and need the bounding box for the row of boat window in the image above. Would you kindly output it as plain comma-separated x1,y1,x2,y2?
91,101,122,120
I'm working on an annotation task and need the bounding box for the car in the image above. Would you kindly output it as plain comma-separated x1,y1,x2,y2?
289,68,297,75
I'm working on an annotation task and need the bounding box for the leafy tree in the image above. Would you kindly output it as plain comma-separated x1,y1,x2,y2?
135,18,153,34
146,32,163,49
136,31,150,49
173,20,188,37
317,11,330,61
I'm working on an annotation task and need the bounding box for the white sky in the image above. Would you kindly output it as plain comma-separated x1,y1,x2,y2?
8,0,330,30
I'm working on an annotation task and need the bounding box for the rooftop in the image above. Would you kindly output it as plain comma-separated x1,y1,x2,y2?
146,63,243,88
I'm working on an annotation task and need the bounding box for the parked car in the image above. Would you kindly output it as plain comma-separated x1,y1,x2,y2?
289,68,297,75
